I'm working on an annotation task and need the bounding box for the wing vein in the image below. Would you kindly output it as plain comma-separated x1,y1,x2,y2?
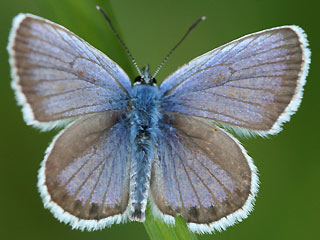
17,64,108,88
87,48,129,95
167,139,186,215
19,23,78,57
86,161,107,206
170,102,249,124
176,139,203,210
178,133,235,197
74,156,107,200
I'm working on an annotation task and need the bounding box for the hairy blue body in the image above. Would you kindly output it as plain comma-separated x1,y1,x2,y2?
127,84,161,221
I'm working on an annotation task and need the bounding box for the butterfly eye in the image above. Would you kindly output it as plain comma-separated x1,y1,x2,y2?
151,78,157,86
134,76,142,85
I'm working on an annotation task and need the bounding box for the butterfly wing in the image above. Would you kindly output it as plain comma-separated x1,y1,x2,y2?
38,111,131,230
150,113,258,233
160,26,310,136
8,14,131,130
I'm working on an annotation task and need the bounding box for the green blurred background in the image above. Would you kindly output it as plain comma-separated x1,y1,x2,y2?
0,0,319,239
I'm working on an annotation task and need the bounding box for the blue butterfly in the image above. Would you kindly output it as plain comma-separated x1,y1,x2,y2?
8,7,310,234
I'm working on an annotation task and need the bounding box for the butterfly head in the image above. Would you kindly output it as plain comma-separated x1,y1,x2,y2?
134,65,157,86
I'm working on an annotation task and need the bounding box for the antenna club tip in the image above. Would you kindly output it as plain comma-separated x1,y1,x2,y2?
96,5,101,10
201,16,206,21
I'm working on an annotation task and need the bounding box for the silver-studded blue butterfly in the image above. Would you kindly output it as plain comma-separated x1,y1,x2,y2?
7,7,310,234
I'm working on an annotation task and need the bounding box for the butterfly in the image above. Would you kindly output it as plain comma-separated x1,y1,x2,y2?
8,9,310,234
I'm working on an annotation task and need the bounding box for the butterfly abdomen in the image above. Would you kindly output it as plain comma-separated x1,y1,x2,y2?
127,85,161,221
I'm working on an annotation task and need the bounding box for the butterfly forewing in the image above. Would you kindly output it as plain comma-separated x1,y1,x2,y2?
38,111,131,230
150,113,258,233
160,26,310,136
8,14,132,130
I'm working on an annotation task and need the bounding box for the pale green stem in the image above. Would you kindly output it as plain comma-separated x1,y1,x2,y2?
144,205,198,240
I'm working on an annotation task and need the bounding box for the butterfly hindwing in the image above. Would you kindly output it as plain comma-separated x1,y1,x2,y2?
150,113,258,233
160,26,310,136
8,14,132,130
38,111,131,230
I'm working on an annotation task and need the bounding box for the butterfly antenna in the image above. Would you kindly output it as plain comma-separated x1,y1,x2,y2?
151,16,206,79
96,5,142,76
